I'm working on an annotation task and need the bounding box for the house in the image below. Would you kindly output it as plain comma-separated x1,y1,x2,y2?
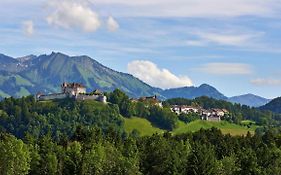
170,105,200,115
36,82,107,103
200,109,212,120
181,105,200,114
202,108,226,122
170,105,181,115
134,95,163,107
211,108,225,117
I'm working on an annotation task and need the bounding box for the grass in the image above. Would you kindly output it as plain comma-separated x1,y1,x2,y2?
15,75,33,86
123,117,164,136
173,120,257,136
241,120,256,125
124,116,258,136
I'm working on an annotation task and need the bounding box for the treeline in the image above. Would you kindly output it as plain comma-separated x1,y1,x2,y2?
1,127,281,175
260,97,281,114
0,90,178,141
1,91,281,174
164,97,281,125
1,90,281,140
107,89,178,130
0,96,124,139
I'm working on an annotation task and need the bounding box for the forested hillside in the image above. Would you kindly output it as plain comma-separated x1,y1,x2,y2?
1,125,281,174
260,97,281,114
164,97,281,125
1,91,281,174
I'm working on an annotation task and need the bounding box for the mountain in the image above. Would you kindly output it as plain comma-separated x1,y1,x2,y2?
1,52,264,104
228,94,270,107
161,84,228,100
0,52,160,98
260,97,281,113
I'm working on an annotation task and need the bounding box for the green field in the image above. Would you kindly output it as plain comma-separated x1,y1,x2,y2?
124,117,257,136
123,117,164,136
241,120,256,125
173,120,257,136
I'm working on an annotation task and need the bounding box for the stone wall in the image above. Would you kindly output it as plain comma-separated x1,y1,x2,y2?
38,93,68,101
75,94,107,103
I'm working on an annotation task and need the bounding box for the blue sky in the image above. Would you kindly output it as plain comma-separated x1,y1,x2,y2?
1,0,281,98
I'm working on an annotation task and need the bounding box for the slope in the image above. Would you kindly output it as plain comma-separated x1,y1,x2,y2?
260,97,281,113
0,52,160,98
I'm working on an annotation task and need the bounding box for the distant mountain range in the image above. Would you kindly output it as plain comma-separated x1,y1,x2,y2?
0,52,273,107
228,94,271,107
161,84,227,100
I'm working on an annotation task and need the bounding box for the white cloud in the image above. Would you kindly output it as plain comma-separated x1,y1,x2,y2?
187,31,261,47
186,40,206,47
197,63,253,75
127,60,193,89
46,0,101,32
251,78,281,86
93,0,280,18
22,20,34,36
107,16,119,32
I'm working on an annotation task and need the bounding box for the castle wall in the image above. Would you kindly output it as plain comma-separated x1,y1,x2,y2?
75,95,107,103
38,93,68,101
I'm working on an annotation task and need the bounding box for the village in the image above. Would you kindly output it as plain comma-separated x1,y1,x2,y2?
36,82,228,122
170,105,229,122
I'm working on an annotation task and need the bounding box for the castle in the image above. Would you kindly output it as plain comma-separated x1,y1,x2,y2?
36,82,107,103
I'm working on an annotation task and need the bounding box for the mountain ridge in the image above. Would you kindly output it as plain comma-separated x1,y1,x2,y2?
161,84,228,100
228,93,271,107
0,52,273,107
0,52,160,98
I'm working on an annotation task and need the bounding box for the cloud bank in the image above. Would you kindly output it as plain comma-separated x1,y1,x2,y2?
128,60,193,89
93,0,279,18
251,78,281,86
197,63,253,75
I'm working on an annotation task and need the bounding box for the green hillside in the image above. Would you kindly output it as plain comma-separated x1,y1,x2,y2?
0,74,33,98
124,117,257,136
260,97,281,113
0,52,161,99
173,120,257,136
123,117,164,136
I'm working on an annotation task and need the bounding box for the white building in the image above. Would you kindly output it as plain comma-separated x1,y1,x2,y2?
170,105,200,115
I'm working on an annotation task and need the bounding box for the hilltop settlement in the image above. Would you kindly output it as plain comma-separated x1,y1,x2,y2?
170,105,229,122
36,82,229,122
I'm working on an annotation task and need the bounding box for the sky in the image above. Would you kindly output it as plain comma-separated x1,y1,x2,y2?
1,0,281,99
